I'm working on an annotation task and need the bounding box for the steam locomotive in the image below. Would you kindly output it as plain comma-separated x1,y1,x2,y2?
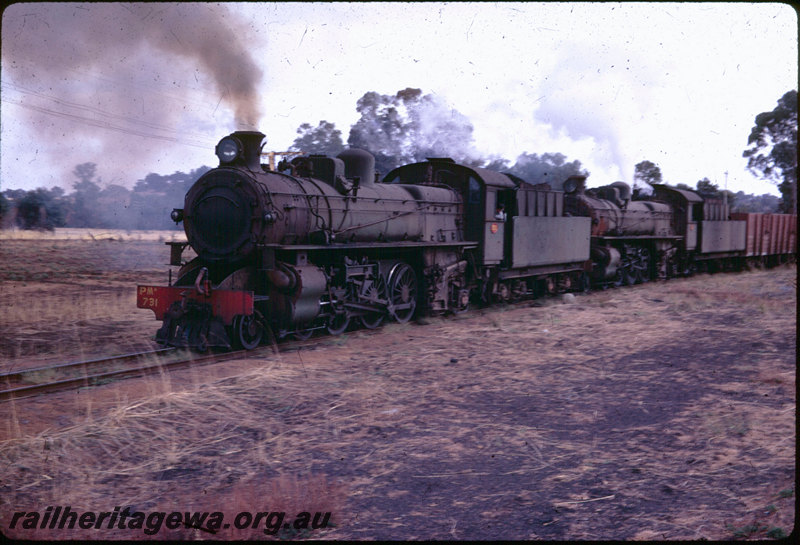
137,131,797,350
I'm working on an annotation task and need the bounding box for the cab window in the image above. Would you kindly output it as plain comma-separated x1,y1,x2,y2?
468,177,481,204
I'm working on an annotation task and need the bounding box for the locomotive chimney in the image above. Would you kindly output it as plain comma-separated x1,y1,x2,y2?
235,131,267,170
215,131,266,170
337,148,376,186
609,181,632,202
563,175,587,194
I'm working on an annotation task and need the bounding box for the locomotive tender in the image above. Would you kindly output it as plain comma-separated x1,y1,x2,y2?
137,131,797,350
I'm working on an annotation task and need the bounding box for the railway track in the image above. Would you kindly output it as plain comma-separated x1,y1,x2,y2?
0,289,585,403
0,335,337,402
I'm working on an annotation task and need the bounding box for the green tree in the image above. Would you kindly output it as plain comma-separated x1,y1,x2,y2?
633,160,662,193
15,187,66,230
695,178,738,208
70,162,103,227
743,90,797,213
290,121,344,157
0,192,8,226
130,166,209,230
730,191,781,213
348,87,476,175
501,152,588,188
695,177,720,198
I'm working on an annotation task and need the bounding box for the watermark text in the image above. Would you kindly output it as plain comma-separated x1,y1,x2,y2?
8,506,332,535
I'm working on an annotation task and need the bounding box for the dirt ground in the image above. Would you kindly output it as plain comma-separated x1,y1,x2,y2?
0,232,796,540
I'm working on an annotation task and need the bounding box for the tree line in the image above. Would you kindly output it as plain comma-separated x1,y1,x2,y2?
293,87,795,213
632,161,782,213
1,88,794,230
0,163,209,231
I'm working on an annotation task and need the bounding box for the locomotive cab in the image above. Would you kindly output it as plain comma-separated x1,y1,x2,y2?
385,161,591,300
651,184,703,251
384,160,513,265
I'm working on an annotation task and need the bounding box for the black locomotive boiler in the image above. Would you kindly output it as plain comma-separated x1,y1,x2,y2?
139,131,475,349
137,131,797,350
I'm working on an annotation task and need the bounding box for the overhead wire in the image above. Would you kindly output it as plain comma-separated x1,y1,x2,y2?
1,96,215,149
1,83,214,145
0,67,236,150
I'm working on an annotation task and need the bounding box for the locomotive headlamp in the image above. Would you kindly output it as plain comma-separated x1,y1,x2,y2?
170,208,184,223
215,136,242,164
263,211,276,224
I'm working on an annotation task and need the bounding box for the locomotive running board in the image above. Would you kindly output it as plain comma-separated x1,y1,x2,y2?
593,235,683,240
498,263,586,280
259,241,479,250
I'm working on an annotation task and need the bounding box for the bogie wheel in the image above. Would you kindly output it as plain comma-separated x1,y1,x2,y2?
612,269,625,288
359,275,387,329
579,272,591,293
387,263,418,323
326,312,350,335
233,314,263,350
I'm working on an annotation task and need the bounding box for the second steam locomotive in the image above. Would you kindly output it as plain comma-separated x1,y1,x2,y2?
137,131,797,350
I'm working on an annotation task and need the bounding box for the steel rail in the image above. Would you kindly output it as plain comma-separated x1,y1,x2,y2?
0,285,583,403
0,348,177,383
0,349,243,402
0,330,376,402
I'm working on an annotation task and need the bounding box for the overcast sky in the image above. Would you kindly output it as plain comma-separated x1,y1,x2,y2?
1,2,797,195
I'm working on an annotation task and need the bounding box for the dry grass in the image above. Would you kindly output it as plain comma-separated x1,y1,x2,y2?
0,231,795,539
0,228,186,242
1,365,348,539
0,231,196,365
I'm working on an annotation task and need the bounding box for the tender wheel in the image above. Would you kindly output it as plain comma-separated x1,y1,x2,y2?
579,272,591,293
496,282,511,303
359,275,387,329
233,314,263,350
451,286,470,314
387,263,418,323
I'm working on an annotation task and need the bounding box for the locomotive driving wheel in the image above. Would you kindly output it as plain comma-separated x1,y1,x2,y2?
620,251,636,286
387,263,418,323
359,275,387,329
634,248,651,283
621,246,651,284
233,314,263,350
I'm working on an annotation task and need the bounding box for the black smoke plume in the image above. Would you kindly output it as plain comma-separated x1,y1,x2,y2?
2,3,263,186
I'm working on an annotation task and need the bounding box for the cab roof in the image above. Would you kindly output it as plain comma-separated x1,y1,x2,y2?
386,159,517,189
652,184,703,203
